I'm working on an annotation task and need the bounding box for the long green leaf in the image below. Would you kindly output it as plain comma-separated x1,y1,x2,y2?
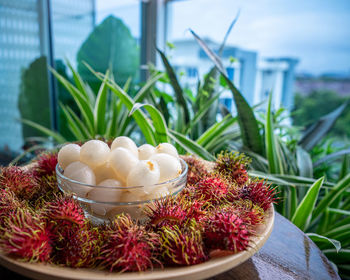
94,70,109,134
21,119,66,143
65,60,95,106
296,146,313,177
313,174,350,220
84,63,157,145
190,29,263,155
314,148,350,167
50,67,94,134
157,49,190,123
134,73,163,103
65,106,91,139
291,177,324,230
130,103,169,143
197,115,236,147
299,102,348,151
323,249,350,264
265,93,284,174
186,92,221,134
60,104,85,140
169,130,215,161
307,233,341,252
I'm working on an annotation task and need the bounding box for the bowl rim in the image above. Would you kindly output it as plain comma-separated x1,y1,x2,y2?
55,158,188,191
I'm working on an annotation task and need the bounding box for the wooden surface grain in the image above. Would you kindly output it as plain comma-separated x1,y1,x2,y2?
0,212,339,280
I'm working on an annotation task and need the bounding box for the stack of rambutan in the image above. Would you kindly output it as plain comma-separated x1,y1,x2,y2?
0,149,277,273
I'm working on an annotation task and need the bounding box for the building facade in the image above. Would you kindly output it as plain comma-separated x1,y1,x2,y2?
171,39,298,113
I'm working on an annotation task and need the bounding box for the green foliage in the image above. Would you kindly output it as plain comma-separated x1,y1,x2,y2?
77,16,139,93
18,56,51,138
293,90,350,138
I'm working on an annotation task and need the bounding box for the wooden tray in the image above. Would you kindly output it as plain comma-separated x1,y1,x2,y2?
0,207,274,280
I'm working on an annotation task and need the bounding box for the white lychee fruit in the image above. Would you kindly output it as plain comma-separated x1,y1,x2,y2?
80,140,110,168
63,161,96,197
94,162,121,184
155,143,179,158
58,143,81,169
126,160,160,187
109,147,139,181
150,153,182,183
138,144,155,160
87,179,123,203
111,136,138,157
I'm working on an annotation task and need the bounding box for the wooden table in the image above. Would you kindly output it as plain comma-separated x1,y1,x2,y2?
0,213,340,280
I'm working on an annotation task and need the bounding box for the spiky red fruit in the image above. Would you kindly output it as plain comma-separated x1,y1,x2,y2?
0,188,23,217
220,201,265,226
0,166,38,200
159,222,208,266
195,176,229,204
54,226,100,268
215,151,250,186
240,180,277,211
0,209,52,262
204,209,251,253
44,195,86,238
145,196,189,230
182,156,209,185
33,152,58,178
100,214,159,272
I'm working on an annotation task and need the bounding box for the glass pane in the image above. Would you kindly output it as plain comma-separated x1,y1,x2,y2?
0,0,51,162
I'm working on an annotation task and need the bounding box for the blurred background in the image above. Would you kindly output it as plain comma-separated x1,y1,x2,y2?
0,0,349,163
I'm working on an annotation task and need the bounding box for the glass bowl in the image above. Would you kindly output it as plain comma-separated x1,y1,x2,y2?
56,158,188,224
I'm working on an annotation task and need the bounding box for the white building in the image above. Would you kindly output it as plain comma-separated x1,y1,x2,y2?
171,39,298,112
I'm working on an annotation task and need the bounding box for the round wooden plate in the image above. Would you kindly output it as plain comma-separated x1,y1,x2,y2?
0,207,274,280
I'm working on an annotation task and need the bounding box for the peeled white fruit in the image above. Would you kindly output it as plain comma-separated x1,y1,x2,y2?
87,179,123,203
127,160,160,187
146,186,169,200
97,179,123,188
111,136,138,157
87,179,123,216
58,144,81,169
121,189,147,202
109,147,139,181
80,140,110,168
94,163,121,184
64,161,96,197
155,143,179,158
138,144,155,160
150,154,182,183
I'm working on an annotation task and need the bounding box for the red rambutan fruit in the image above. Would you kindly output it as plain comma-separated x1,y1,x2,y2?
0,188,24,228
182,156,209,185
203,209,251,253
159,222,208,266
215,151,251,186
240,180,277,211
195,176,229,204
220,200,265,226
145,196,189,230
33,152,58,178
54,225,100,268
0,208,52,262
44,195,86,239
0,166,38,200
100,214,160,272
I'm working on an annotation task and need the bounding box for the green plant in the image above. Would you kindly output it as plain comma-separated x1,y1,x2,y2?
77,16,139,93
189,30,350,278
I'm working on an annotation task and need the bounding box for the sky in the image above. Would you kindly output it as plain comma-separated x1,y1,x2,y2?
97,0,350,75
